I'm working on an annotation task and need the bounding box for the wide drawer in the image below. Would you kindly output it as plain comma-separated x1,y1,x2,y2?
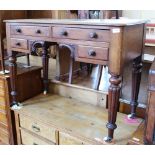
20,115,56,143
53,27,110,42
11,25,51,37
10,38,28,50
59,132,88,145
20,129,55,145
76,45,109,61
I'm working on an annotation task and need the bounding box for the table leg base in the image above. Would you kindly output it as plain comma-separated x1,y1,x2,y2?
43,90,48,95
103,136,113,143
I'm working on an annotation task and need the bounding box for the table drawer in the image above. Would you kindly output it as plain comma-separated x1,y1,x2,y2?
20,129,54,145
10,38,28,50
20,115,56,143
77,45,109,61
53,27,110,42
11,25,51,37
59,132,88,145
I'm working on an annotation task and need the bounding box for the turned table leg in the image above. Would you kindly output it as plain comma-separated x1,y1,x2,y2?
42,45,49,94
129,56,142,118
9,51,18,107
31,41,51,94
104,74,122,142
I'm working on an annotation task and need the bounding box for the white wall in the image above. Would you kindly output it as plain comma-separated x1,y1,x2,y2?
122,10,155,21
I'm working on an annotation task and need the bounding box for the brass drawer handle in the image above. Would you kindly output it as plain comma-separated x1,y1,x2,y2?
89,32,98,39
88,50,96,56
16,28,22,33
16,42,21,46
32,125,40,132
36,29,41,34
60,30,68,36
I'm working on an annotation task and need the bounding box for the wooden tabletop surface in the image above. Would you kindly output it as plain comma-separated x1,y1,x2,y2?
4,19,148,26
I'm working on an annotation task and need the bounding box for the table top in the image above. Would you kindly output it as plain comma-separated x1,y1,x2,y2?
4,19,148,26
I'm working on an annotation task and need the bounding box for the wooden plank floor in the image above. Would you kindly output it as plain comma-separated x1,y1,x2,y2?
19,93,143,145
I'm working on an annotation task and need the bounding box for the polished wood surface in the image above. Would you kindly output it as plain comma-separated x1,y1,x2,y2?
128,121,144,145
15,93,143,145
5,19,146,142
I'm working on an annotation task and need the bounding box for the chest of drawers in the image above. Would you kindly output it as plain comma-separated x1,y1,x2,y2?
0,65,42,144
14,94,143,145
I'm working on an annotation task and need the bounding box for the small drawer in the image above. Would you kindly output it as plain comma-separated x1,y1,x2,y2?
20,129,55,145
10,38,28,50
77,45,109,61
59,132,87,145
20,115,56,143
11,25,51,37
53,27,110,42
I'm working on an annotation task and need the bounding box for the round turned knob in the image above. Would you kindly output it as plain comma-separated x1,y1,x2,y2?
16,42,21,46
36,29,41,34
89,32,97,38
60,30,68,36
16,28,22,33
88,50,96,56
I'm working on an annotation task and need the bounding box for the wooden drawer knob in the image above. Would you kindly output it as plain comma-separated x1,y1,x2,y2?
32,125,40,132
88,50,96,56
16,42,21,46
89,32,97,38
60,30,68,36
36,29,41,34
16,28,22,33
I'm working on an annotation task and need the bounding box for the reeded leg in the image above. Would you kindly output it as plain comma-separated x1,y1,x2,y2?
31,41,50,94
129,56,142,118
42,45,49,95
68,57,74,84
9,51,18,107
104,74,122,142
94,65,103,90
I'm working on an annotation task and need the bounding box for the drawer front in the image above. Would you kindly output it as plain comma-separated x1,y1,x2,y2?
20,115,56,143
11,25,51,37
77,45,109,61
21,129,54,145
59,132,88,145
53,27,110,42
10,38,28,50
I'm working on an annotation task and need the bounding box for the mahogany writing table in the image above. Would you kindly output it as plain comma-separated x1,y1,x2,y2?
4,19,146,142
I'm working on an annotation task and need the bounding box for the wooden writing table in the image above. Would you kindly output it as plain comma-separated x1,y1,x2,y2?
4,19,146,143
